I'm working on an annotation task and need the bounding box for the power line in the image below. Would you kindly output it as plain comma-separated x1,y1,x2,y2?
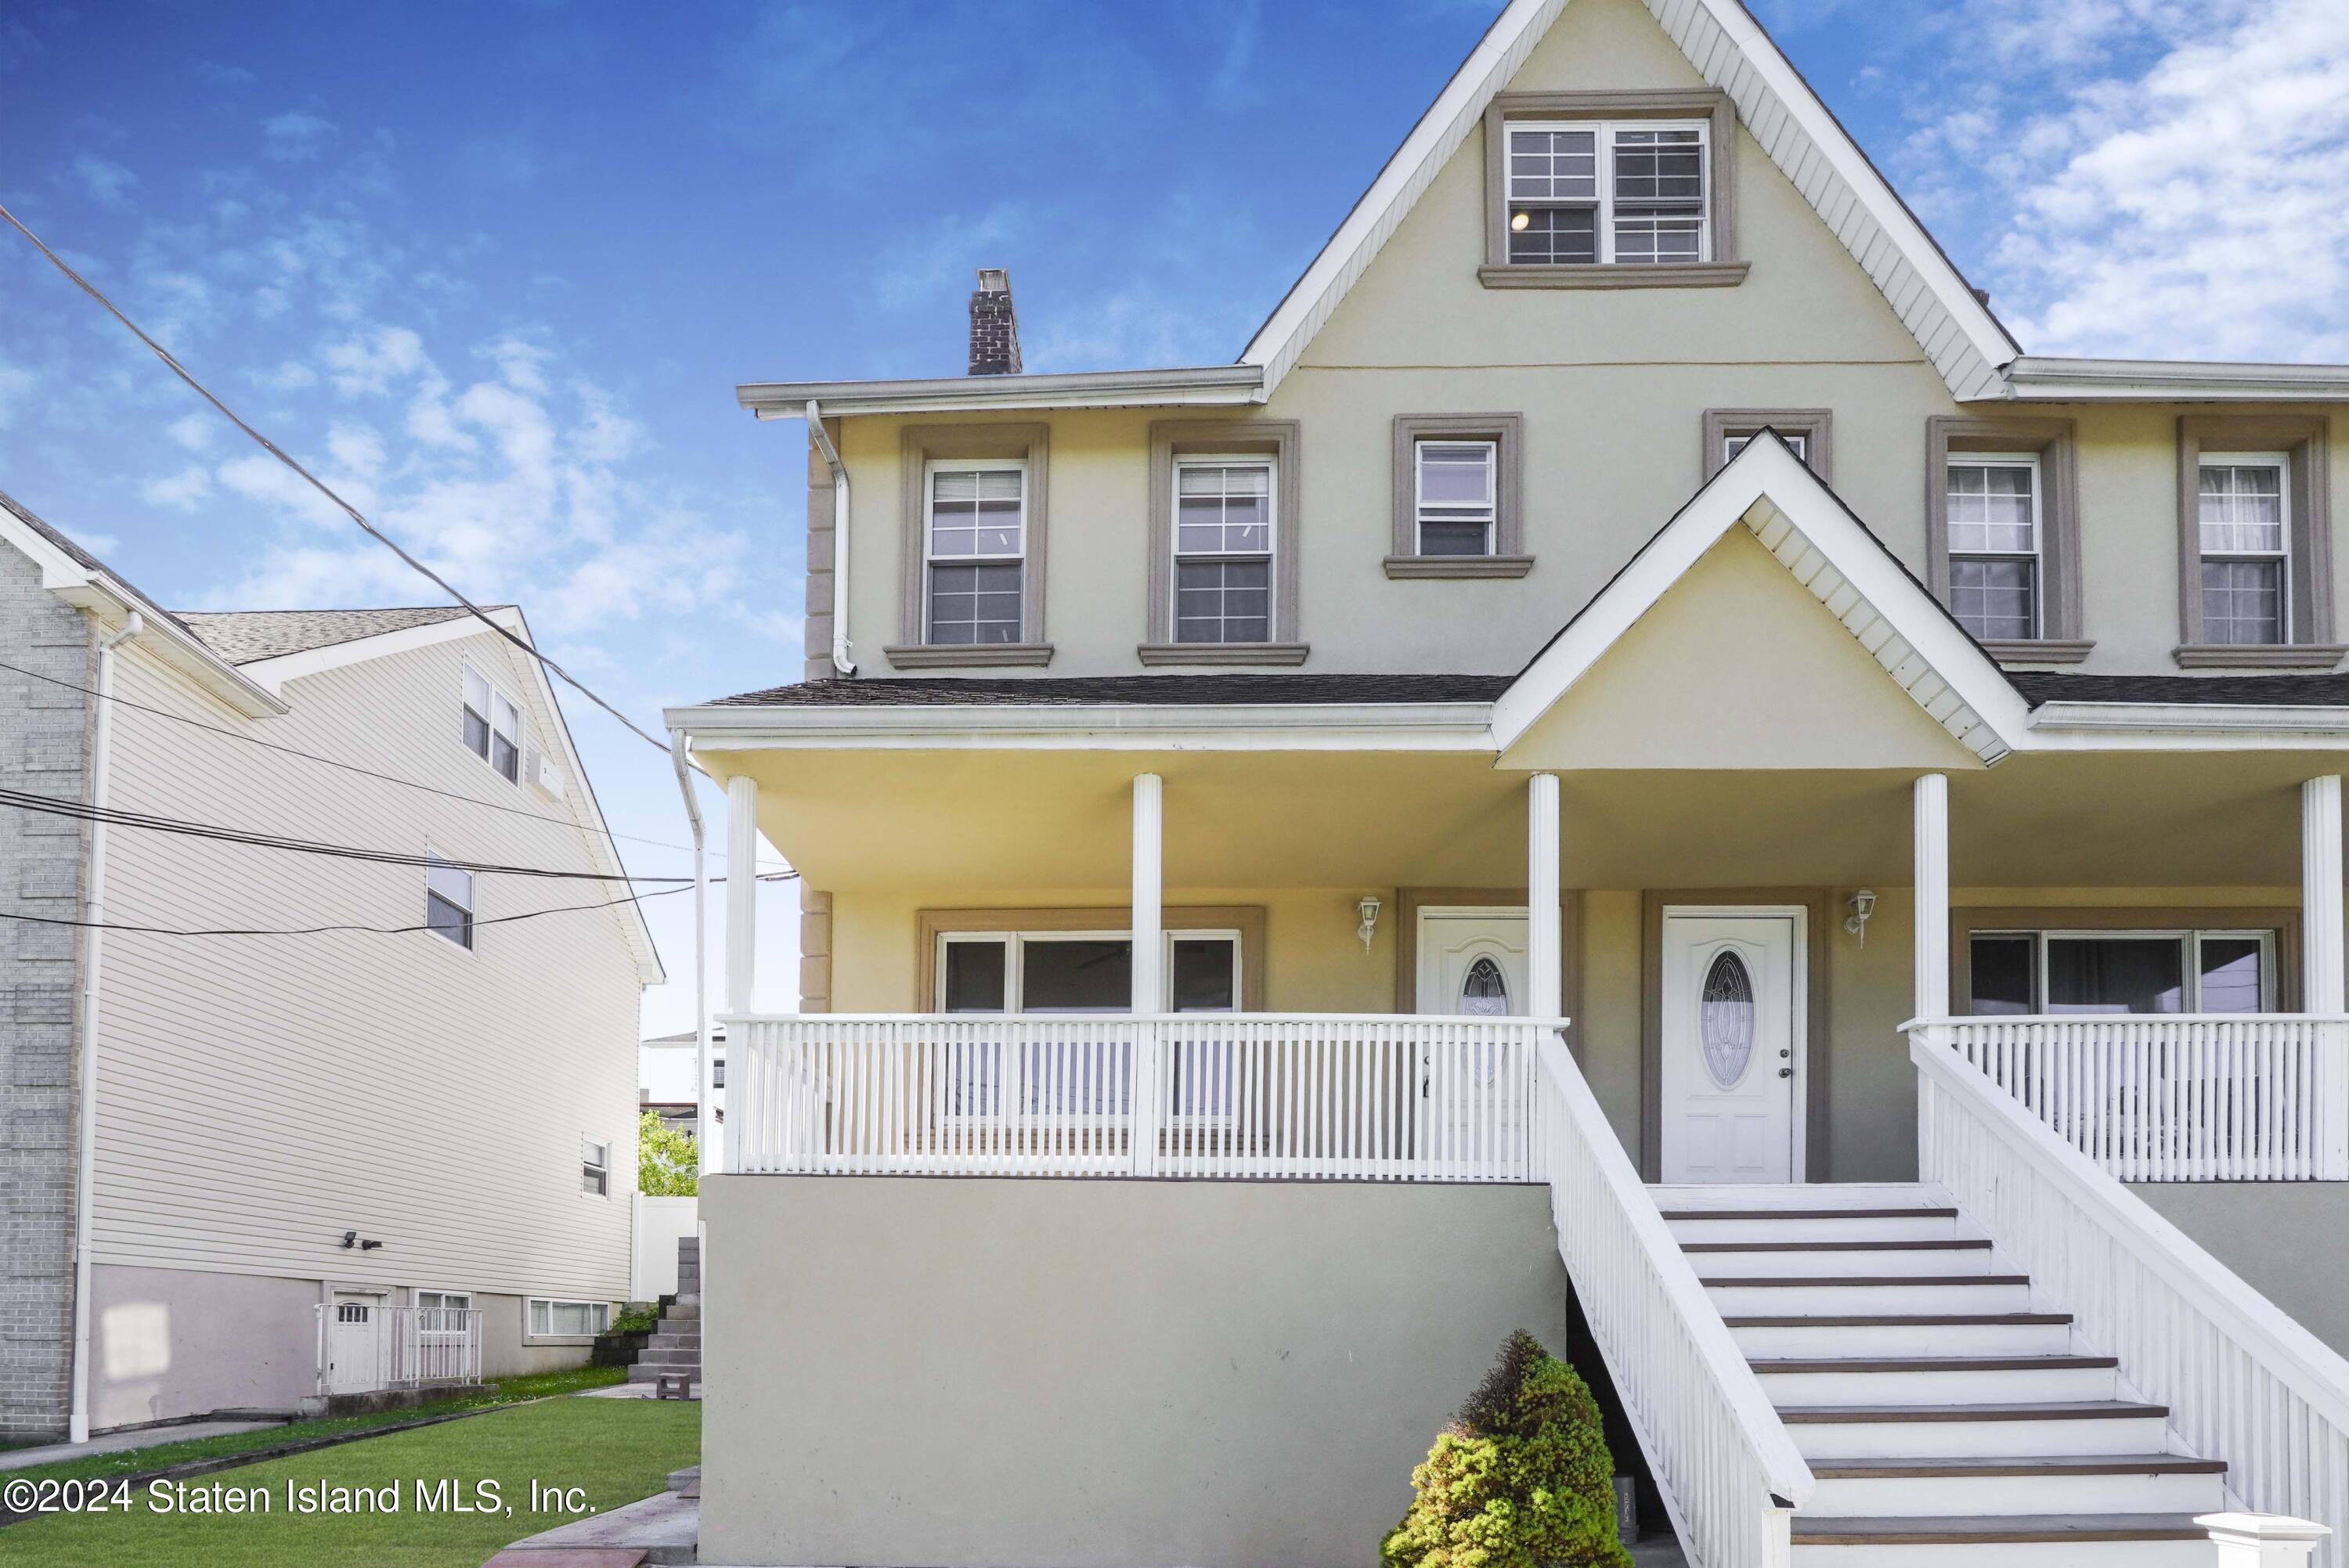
0,783,687,883
0,871,796,941
0,198,671,755
0,654,770,863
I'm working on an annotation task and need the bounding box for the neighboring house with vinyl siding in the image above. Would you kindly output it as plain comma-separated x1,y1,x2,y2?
0,489,659,1440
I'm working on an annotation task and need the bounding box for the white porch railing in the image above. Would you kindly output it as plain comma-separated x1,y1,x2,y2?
316,1304,483,1393
1534,1036,1810,1568
724,1014,1550,1181
1913,1032,2349,1566
1923,1015,2349,1181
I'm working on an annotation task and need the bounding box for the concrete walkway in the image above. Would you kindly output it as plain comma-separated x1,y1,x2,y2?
577,1380,699,1400
489,1465,698,1566
0,1417,285,1473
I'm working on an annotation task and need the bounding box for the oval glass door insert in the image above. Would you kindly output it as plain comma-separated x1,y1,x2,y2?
1699,950,1756,1087
1459,956,1510,1018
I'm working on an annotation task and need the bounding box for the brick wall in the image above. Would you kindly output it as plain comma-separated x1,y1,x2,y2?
0,544,92,1440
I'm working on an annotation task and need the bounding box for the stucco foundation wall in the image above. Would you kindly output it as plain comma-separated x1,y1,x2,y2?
699,1175,1570,1568
2127,1184,2349,1361
88,1263,317,1430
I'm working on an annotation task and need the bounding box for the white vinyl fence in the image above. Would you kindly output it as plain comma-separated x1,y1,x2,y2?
1534,1035,1809,1568
631,1194,699,1299
726,1015,1550,1181
1927,1015,2349,1181
1914,1032,2349,1566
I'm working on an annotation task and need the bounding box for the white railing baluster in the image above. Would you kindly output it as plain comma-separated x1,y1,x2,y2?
1919,1015,2349,1184
1912,1029,2349,1567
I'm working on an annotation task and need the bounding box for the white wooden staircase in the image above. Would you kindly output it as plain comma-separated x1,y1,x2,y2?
1652,1182,2229,1566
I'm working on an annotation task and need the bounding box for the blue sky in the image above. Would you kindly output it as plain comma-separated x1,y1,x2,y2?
4,0,2346,1032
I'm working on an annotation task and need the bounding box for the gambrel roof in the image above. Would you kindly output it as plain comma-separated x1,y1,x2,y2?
1238,0,2021,402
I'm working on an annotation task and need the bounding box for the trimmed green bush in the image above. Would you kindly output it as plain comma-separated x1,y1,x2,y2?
1382,1330,1633,1568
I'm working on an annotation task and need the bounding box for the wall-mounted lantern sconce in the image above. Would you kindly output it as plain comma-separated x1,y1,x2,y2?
1844,889,1878,946
1356,895,1383,953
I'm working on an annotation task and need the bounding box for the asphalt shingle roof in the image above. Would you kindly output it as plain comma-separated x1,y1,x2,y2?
172,606,487,665
2008,671,2349,708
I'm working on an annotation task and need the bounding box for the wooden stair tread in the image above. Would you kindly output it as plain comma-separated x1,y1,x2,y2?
1792,1513,2207,1545
1750,1355,2117,1374
1662,1206,1958,1221
1812,1454,2225,1479
1780,1400,2167,1424
1723,1312,2071,1328
1683,1238,1990,1253
1701,1274,2030,1287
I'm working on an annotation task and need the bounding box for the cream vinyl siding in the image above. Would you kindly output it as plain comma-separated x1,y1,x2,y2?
86,629,640,1304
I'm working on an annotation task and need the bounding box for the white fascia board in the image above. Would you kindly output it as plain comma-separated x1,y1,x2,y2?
666,701,1498,753
2028,702,2349,750
737,366,1265,420
234,607,530,694
52,580,288,719
1488,438,2033,757
1996,356,2349,402
1239,0,2019,401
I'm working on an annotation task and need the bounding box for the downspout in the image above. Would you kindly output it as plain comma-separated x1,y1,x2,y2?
68,609,143,1445
667,731,713,1174
804,398,855,676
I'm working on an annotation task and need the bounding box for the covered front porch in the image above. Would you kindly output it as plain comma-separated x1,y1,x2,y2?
702,742,2349,1188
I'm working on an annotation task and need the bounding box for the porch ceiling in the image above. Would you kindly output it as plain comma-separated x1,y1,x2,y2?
699,744,2345,895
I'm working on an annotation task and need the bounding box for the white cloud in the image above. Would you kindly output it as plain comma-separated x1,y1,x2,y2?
323,326,428,395
165,413,215,452
325,422,386,477
73,153,138,207
262,110,338,163
140,465,214,512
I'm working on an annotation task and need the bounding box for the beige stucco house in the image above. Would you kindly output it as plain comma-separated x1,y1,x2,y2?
0,490,659,1443
668,1,2349,1563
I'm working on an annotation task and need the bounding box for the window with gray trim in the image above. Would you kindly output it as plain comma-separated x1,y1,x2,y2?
1388,413,1527,576
2174,416,2337,665
1481,91,1745,289
1703,409,1831,484
1925,417,2087,660
889,424,1052,669
1143,420,1304,661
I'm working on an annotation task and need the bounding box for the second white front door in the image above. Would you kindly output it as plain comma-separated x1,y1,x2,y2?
1416,909,1530,1019
1660,908,1804,1184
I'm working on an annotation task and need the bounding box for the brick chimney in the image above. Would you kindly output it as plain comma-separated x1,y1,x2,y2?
968,268,1022,377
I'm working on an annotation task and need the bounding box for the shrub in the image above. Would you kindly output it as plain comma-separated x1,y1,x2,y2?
1382,1330,1632,1568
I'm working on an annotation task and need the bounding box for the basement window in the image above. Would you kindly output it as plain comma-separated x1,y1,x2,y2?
528,1298,610,1339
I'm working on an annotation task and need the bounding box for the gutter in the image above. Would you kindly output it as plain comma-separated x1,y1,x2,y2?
803,399,854,677
1997,356,2349,402
663,698,1499,752
68,610,143,1445
737,364,1263,420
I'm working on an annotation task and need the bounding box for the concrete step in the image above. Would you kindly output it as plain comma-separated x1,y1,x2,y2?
1789,1512,2211,1566
1782,1403,2174,1462
1727,1315,2076,1361
1802,1454,2228,1520
1704,1277,2035,1317
1683,1240,1999,1278
637,1346,702,1367
1753,1356,2120,1408
627,1362,703,1383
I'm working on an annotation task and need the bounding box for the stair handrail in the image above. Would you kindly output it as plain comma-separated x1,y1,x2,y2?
1534,1035,1811,1568
1911,1027,2349,1561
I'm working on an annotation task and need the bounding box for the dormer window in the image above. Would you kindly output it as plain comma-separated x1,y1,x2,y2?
1481,92,1745,290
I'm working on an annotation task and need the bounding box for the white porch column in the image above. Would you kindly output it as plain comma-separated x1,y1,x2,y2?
725,773,760,1016
2302,776,2344,1015
1913,773,1950,1021
1131,774,1164,1012
1528,773,1562,1018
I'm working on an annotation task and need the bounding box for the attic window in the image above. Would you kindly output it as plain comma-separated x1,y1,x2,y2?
462,664,523,784
1480,92,1746,290
1506,121,1708,266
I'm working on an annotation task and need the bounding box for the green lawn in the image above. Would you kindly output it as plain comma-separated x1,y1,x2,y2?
2,1368,626,1491
0,1393,698,1568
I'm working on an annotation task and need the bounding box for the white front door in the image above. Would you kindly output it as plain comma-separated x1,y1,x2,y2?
1660,908,1805,1184
1416,909,1531,1155
325,1292,387,1394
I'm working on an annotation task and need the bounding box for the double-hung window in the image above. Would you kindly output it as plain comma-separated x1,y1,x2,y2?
1968,930,2273,1015
1173,458,1274,644
462,665,522,784
580,1136,611,1197
1413,440,1499,557
1506,121,1708,266
925,460,1025,645
425,857,474,950
2198,454,2291,645
1945,456,2041,640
